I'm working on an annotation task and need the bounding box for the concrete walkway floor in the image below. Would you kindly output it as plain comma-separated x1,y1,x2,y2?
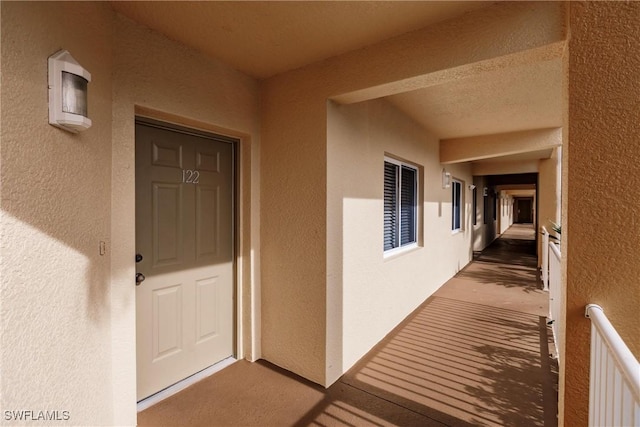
139,224,558,427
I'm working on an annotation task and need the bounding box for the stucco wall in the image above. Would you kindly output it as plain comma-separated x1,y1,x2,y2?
326,99,473,381
259,80,328,385
472,177,498,252
563,2,640,425
0,2,114,425
498,193,514,234
538,147,561,266
0,4,261,425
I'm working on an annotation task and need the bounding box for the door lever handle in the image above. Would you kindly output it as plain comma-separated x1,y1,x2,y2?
136,273,145,286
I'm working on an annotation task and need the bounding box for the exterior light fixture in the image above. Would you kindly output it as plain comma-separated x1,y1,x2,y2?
468,184,476,190
48,49,92,133
442,169,451,189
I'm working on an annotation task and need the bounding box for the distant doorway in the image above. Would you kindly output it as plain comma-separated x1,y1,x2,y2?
515,198,534,223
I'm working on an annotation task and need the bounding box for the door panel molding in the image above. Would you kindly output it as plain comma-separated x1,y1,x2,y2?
135,117,238,401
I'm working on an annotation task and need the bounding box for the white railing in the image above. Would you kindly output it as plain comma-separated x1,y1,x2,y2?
585,304,640,427
541,226,549,291
548,241,562,360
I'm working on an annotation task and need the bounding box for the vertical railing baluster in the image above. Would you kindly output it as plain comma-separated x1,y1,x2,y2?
613,367,622,426
589,323,596,425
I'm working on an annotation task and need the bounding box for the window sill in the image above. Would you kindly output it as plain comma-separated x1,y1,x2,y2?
451,229,463,235
384,243,420,260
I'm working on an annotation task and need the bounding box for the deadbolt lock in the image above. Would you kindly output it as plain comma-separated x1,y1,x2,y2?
135,273,145,286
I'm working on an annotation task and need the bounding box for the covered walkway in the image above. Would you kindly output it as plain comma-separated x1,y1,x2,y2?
139,224,558,426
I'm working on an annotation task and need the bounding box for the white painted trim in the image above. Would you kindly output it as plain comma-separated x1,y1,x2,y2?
451,179,463,233
383,242,419,259
137,357,237,412
541,226,549,291
383,155,420,256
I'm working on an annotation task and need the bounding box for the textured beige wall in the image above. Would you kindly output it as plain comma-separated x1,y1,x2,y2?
1,2,115,424
326,99,473,382
538,147,561,266
111,12,261,423
563,3,640,425
0,4,261,425
498,193,514,234
260,78,328,385
472,177,498,252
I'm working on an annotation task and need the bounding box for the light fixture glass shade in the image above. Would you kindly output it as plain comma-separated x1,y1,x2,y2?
442,169,451,189
61,72,88,116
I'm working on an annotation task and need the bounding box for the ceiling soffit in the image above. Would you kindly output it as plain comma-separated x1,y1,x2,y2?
386,58,563,140
110,1,491,79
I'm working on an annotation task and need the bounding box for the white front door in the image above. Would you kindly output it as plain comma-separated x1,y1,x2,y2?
135,119,235,401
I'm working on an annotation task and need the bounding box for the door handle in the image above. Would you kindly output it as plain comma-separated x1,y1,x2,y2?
136,253,143,263
136,273,145,286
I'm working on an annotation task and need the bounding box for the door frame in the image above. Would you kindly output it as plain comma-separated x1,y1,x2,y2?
514,197,534,223
134,115,241,402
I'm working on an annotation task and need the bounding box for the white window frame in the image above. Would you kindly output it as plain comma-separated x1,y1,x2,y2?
472,186,478,226
452,179,463,233
383,157,419,257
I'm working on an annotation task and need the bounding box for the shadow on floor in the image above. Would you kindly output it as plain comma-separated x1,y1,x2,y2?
474,238,536,266
457,262,540,293
333,297,558,427
139,226,558,427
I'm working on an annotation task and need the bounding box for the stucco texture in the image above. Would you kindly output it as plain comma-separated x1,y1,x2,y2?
327,99,473,382
1,3,261,425
564,2,640,425
498,193,515,234
538,148,561,266
1,2,114,425
472,176,498,252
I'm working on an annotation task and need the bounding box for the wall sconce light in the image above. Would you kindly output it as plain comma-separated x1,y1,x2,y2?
468,184,476,190
442,169,451,189
48,49,92,133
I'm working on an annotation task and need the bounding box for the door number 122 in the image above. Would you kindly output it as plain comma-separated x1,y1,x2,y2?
182,169,200,184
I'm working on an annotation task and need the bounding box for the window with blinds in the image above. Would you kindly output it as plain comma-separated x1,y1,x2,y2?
472,187,478,226
384,158,418,253
452,179,462,232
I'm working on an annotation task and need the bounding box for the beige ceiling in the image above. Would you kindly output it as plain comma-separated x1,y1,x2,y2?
111,1,563,164
110,1,491,79
473,149,555,164
387,59,563,140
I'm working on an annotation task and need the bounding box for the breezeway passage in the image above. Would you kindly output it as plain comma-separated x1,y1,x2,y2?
139,224,558,426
